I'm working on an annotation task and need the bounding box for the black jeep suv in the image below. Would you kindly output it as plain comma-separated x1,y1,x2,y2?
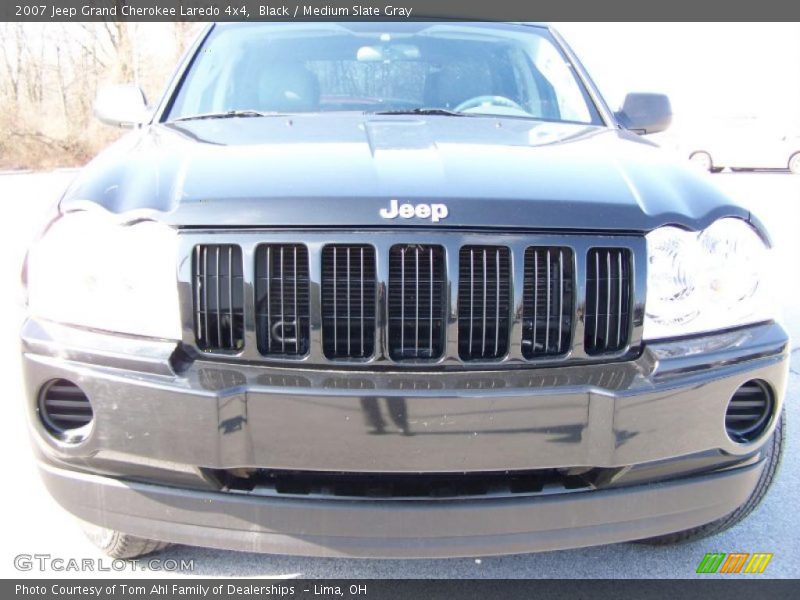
22,22,787,559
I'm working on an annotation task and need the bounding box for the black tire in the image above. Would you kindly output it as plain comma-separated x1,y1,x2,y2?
789,153,800,175
80,521,171,559
637,410,785,546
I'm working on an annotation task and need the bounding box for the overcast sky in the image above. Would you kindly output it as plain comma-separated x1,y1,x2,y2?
555,23,800,132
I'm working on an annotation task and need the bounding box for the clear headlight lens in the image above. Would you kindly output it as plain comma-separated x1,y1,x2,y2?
644,217,772,340
26,210,182,340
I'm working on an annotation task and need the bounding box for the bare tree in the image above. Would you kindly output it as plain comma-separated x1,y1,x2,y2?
0,23,24,101
0,22,177,169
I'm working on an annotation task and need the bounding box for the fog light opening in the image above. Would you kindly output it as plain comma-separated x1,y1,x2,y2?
725,379,774,444
37,379,94,443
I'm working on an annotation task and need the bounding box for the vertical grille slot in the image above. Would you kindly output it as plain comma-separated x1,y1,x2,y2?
321,245,377,359
458,246,511,360
585,248,631,355
522,247,574,358
192,244,245,352
255,244,310,357
388,245,446,360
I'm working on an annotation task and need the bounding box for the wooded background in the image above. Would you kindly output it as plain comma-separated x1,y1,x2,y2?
0,23,201,169
3,23,798,170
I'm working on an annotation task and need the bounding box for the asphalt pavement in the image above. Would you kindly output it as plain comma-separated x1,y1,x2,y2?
0,169,797,578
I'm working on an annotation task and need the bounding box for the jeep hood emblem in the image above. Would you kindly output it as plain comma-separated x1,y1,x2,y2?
379,199,448,223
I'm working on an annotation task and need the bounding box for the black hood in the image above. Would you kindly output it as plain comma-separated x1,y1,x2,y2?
60,114,747,232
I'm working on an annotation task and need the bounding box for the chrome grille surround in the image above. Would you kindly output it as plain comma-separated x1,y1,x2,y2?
178,231,646,368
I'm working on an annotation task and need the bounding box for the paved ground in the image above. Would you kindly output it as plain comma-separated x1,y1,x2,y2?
0,170,797,578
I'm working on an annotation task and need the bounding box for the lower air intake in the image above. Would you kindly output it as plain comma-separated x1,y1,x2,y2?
726,380,774,444
38,379,93,442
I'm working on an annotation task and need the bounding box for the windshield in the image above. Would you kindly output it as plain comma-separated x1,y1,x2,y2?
166,22,602,124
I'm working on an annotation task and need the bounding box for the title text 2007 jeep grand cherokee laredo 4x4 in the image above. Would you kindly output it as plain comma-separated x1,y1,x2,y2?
22,22,788,559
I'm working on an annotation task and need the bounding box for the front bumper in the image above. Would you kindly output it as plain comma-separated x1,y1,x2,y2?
39,458,764,558
22,318,789,557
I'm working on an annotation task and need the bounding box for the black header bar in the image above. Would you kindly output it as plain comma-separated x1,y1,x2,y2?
4,0,800,22
6,579,800,600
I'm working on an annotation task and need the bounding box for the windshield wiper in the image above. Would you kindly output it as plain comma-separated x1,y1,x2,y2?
172,110,285,122
372,108,468,117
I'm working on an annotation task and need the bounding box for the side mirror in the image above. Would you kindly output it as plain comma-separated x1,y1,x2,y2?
615,92,672,135
93,84,148,128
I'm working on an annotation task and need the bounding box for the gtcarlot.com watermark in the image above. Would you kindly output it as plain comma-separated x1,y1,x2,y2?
14,554,194,573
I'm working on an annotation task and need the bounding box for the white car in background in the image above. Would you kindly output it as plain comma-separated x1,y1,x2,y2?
684,119,800,173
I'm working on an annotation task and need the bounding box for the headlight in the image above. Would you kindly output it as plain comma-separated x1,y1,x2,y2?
26,210,181,339
644,217,773,340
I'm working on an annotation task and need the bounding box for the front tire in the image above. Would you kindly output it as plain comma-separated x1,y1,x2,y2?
80,521,171,559
637,410,785,545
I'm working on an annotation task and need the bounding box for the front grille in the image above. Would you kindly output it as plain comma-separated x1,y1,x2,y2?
522,247,574,358
388,244,446,360
458,246,511,360
585,248,632,354
321,245,377,359
186,233,640,366
255,244,310,356
192,244,245,351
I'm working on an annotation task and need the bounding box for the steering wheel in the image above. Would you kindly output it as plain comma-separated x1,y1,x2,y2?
453,95,526,113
